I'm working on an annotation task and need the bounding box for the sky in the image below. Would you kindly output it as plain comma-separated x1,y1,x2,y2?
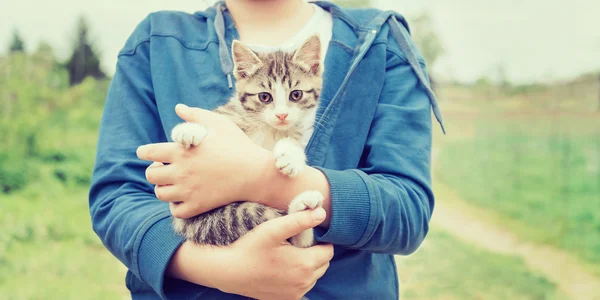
1,0,598,84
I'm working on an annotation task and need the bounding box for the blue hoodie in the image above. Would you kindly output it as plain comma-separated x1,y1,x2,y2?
89,1,445,299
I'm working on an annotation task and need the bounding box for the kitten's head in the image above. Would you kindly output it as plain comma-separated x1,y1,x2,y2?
231,35,323,131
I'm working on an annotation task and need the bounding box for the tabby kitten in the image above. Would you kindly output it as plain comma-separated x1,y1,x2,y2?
170,34,324,248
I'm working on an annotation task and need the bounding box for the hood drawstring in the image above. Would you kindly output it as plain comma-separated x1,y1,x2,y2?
387,16,446,134
214,4,234,88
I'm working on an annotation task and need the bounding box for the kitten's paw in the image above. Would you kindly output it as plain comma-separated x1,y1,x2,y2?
288,191,323,248
290,229,317,248
274,154,305,177
288,191,324,214
273,138,306,177
171,122,208,149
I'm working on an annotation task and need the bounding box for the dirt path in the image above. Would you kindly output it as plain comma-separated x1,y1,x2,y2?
431,149,600,300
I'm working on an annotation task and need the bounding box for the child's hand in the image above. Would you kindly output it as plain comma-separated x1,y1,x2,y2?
219,208,332,299
168,208,333,300
136,104,272,219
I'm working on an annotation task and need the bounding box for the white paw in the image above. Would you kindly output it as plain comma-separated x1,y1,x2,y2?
274,154,305,177
273,138,306,177
288,191,323,248
288,191,324,214
290,229,317,248
171,122,208,149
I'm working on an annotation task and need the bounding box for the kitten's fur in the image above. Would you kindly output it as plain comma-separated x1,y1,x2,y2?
171,35,324,248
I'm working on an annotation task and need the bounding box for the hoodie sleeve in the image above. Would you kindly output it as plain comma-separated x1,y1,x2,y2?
88,16,207,299
314,27,435,256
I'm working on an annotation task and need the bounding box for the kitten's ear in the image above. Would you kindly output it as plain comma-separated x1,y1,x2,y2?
232,40,262,79
292,34,322,75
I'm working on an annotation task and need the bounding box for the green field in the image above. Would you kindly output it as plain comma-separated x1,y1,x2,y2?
397,229,566,300
0,186,126,299
435,111,600,275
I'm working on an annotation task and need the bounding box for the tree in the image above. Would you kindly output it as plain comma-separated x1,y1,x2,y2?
335,3,445,90
65,16,105,86
335,0,372,7
408,13,444,91
495,64,511,91
33,41,55,64
9,29,25,53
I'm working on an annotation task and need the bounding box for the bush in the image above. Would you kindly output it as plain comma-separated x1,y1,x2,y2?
0,51,108,193
52,159,92,187
0,154,31,193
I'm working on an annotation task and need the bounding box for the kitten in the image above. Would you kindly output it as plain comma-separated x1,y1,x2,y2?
170,34,324,248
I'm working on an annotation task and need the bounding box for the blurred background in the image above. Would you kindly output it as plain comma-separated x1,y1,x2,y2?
1,0,598,299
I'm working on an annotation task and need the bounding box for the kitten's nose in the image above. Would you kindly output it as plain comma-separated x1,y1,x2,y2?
276,113,288,121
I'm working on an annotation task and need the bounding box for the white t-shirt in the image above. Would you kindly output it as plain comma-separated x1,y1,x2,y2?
245,4,333,66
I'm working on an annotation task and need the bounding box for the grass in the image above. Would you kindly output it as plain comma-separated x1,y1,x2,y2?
397,229,566,300
0,171,127,299
435,111,600,275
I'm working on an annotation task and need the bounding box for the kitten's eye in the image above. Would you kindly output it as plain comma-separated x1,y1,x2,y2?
289,90,303,102
258,92,272,103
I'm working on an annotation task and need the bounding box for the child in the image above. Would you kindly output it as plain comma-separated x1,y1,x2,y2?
89,0,444,299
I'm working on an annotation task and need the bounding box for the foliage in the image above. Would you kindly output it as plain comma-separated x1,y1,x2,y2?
0,43,122,299
0,50,107,194
0,47,120,299
404,13,443,91
494,64,510,89
408,13,443,69
9,29,25,53
334,0,372,7
0,153,32,193
65,16,105,86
